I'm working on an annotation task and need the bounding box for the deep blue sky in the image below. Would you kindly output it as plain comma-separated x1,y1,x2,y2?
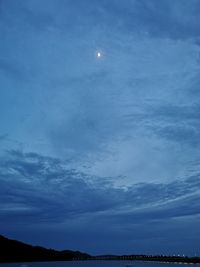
0,0,200,256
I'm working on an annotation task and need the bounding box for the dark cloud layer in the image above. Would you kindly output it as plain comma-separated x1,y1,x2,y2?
0,150,200,253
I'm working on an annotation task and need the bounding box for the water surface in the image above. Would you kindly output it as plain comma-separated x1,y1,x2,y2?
0,261,196,267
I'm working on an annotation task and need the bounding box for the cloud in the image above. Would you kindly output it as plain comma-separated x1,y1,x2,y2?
0,149,200,253
0,0,200,253
0,150,200,224
0,150,121,222
2,0,200,54
96,0,200,40
0,58,24,80
138,103,200,146
0,133,8,141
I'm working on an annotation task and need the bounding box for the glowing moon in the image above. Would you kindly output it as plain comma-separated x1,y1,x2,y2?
97,52,101,58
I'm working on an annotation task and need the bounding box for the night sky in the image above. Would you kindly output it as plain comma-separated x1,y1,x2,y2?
0,0,200,256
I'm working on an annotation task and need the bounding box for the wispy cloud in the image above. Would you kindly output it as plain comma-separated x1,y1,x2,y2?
0,150,199,224
1,150,199,253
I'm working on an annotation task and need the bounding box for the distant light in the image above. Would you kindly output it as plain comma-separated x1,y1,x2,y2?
97,52,101,58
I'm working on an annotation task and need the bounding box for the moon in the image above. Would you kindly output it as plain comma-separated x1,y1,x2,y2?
97,52,101,58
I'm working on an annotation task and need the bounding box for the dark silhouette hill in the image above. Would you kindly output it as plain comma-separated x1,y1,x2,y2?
1,234,200,264
0,234,90,263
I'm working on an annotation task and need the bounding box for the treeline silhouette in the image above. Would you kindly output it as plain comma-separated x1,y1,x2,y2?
0,235,90,263
1,234,200,264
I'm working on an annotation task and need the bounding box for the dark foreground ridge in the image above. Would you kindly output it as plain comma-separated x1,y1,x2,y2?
0,235,90,263
1,234,200,264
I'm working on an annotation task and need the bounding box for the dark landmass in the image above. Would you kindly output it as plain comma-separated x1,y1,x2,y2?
1,234,200,264
0,235,90,263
